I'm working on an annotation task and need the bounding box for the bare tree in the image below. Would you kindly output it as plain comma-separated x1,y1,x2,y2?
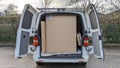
107,0,120,10
4,3,18,15
38,0,53,8
68,0,94,11
68,0,79,8
4,10,9,15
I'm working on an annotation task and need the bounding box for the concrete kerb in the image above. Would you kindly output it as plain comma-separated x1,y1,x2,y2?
0,44,15,48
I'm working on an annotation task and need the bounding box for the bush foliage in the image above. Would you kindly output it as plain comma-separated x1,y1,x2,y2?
0,16,19,44
99,11,120,43
0,11,120,44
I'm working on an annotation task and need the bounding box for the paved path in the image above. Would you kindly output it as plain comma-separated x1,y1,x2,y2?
0,47,120,68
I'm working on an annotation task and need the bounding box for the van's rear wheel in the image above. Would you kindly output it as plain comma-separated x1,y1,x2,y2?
81,62,87,66
36,62,43,65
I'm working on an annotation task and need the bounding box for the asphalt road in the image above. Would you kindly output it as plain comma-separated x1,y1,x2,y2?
0,47,120,68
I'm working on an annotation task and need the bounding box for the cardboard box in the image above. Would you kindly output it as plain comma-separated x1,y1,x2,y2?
45,15,77,53
41,21,46,53
77,33,81,46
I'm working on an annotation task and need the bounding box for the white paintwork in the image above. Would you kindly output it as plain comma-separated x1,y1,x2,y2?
91,5,104,60
86,4,104,60
87,46,94,54
27,45,34,54
36,58,88,63
15,4,38,59
15,4,104,63
82,46,89,61
31,11,89,63
15,28,22,59
33,46,40,61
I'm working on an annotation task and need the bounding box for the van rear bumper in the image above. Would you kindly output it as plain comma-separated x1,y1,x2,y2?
36,58,88,63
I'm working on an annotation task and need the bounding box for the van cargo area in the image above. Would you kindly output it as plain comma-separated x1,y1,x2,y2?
38,13,84,58
15,4,104,65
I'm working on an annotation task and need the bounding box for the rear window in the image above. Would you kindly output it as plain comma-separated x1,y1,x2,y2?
22,10,33,29
89,10,98,29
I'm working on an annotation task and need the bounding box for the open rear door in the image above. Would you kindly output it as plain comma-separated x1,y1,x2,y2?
15,4,38,59
87,4,104,60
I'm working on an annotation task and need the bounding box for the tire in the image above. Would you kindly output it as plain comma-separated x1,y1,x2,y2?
81,62,87,66
36,62,44,66
17,57,22,59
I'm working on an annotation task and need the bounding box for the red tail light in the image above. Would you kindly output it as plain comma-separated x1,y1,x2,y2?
38,60,44,62
83,36,89,47
33,36,39,47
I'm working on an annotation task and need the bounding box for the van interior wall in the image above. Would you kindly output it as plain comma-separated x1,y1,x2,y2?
76,15,84,49
38,13,84,53
77,15,84,36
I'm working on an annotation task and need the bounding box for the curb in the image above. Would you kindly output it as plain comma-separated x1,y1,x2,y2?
0,44,15,47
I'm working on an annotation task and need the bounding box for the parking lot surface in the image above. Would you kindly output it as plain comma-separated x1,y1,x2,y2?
0,47,120,68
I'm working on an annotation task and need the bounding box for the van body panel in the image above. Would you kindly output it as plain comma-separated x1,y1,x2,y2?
86,4,104,60
15,4,38,58
36,58,88,63
33,12,88,63
15,4,104,64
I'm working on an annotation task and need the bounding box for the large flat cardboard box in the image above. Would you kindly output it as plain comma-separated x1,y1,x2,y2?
42,15,76,53
41,21,46,53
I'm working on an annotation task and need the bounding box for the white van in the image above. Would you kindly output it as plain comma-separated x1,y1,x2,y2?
15,4,104,66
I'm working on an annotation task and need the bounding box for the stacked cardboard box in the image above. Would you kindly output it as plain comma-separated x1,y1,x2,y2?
41,15,76,53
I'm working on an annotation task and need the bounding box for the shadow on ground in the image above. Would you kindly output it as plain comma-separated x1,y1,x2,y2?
36,63,86,68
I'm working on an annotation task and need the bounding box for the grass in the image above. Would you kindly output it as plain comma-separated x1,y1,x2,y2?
103,43,120,48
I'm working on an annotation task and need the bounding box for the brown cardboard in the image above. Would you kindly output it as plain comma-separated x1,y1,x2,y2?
45,15,77,53
41,21,46,53
77,33,81,46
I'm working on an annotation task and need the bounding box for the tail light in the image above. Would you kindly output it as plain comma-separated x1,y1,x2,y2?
38,60,44,62
83,36,89,47
33,36,39,47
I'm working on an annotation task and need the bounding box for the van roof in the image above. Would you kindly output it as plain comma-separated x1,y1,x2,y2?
37,8,84,12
